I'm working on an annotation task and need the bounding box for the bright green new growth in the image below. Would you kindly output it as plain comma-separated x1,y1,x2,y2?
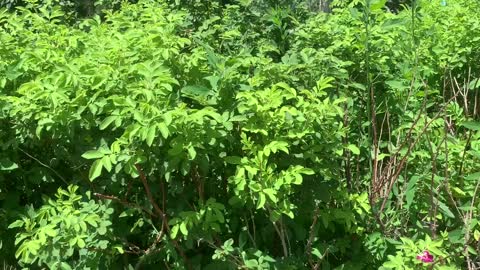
8,185,116,269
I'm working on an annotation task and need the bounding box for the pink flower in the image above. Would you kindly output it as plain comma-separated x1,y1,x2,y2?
416,250,434,263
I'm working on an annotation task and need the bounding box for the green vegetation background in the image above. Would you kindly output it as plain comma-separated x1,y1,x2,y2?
1,0,480,269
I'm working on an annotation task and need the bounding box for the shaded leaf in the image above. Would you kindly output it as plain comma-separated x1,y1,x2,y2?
461,121,480,131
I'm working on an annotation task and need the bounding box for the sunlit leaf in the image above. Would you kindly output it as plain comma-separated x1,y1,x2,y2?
0,158,18,171
88,160,103,181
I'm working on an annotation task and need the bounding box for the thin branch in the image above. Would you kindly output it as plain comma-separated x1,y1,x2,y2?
378,93,460,215
135,164,191,270
463,180,480,269
136,164,164,218
272,219,288,258
306,206,320,269
94,192,157,217
18,147,69,185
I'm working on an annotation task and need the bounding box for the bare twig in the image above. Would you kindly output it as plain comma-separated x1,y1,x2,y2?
18,147,68,185
135,164,191,270
94,192,157,217
378,93,460,216
306,206,320,269
463,180,480,269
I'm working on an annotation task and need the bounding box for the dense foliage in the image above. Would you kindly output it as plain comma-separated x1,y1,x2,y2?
1,0,480,269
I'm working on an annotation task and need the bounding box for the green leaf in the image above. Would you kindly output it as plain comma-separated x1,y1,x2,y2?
249,182,262,192
299,167,315,175
469,78,480,89
269,210,281,223
187,146,196,160
292,173,303,185
467,246,478,255
438,200,455,218
77,238,86,248
385,80,406,90
205,75,220,91
311,248,322,259
405,176,419,208
170,224,179,239
146,125,156,146
428,246,446,257
381,18,406,30
60,262,72,270
244,259,258,268
224,156,242,164
15,242,27,259
97,226,107,235
180,222,188,236
263,188,277,203
158,122,169,139
102,156,112,172
369,0,387,11
256,193,266,209
43,226,57,237
88,159,103,181
113,245,124,254
8,220,24,229
406,175,420,191
82,150,104,159
69,237,77,247
84,215,99,227
181,85,211,97
474,230,480,241
347,144,360,155
99,116,117,130
452,186,466,196
382,260,398,268
405,187,416,209
0,158,18,171
461,121,480,131
168,143,183,156
465,172,480,181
